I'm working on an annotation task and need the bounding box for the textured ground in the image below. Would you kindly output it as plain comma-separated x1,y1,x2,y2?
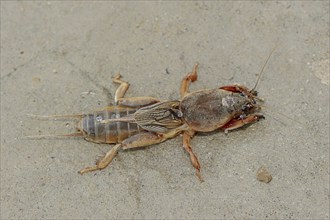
1,1,329,219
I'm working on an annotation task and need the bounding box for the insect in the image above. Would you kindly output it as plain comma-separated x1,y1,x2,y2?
29,48,275,181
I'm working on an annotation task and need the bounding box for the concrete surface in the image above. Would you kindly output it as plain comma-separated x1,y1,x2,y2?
1,1,329,219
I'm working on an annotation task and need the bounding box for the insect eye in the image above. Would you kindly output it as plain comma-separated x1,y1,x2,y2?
242,103,254,111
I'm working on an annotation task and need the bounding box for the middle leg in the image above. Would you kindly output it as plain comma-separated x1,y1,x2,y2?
182,129,203,182
180,64,198,98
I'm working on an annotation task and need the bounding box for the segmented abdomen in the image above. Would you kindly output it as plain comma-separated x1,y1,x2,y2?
81,106,142,144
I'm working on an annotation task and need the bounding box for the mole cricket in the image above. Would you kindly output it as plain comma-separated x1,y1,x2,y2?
28,49,276,181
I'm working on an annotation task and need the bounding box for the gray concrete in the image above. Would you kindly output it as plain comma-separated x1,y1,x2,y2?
1,1,329,219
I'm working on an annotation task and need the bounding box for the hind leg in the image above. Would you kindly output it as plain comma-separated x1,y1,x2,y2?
113,74,130,104
78,125,185,174
78,143,122,174
113,74,160,107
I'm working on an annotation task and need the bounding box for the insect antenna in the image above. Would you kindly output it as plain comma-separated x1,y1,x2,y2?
251,45,278,94
258,105,305,129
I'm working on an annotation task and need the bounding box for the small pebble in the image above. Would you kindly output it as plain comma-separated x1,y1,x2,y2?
256,166,272,183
